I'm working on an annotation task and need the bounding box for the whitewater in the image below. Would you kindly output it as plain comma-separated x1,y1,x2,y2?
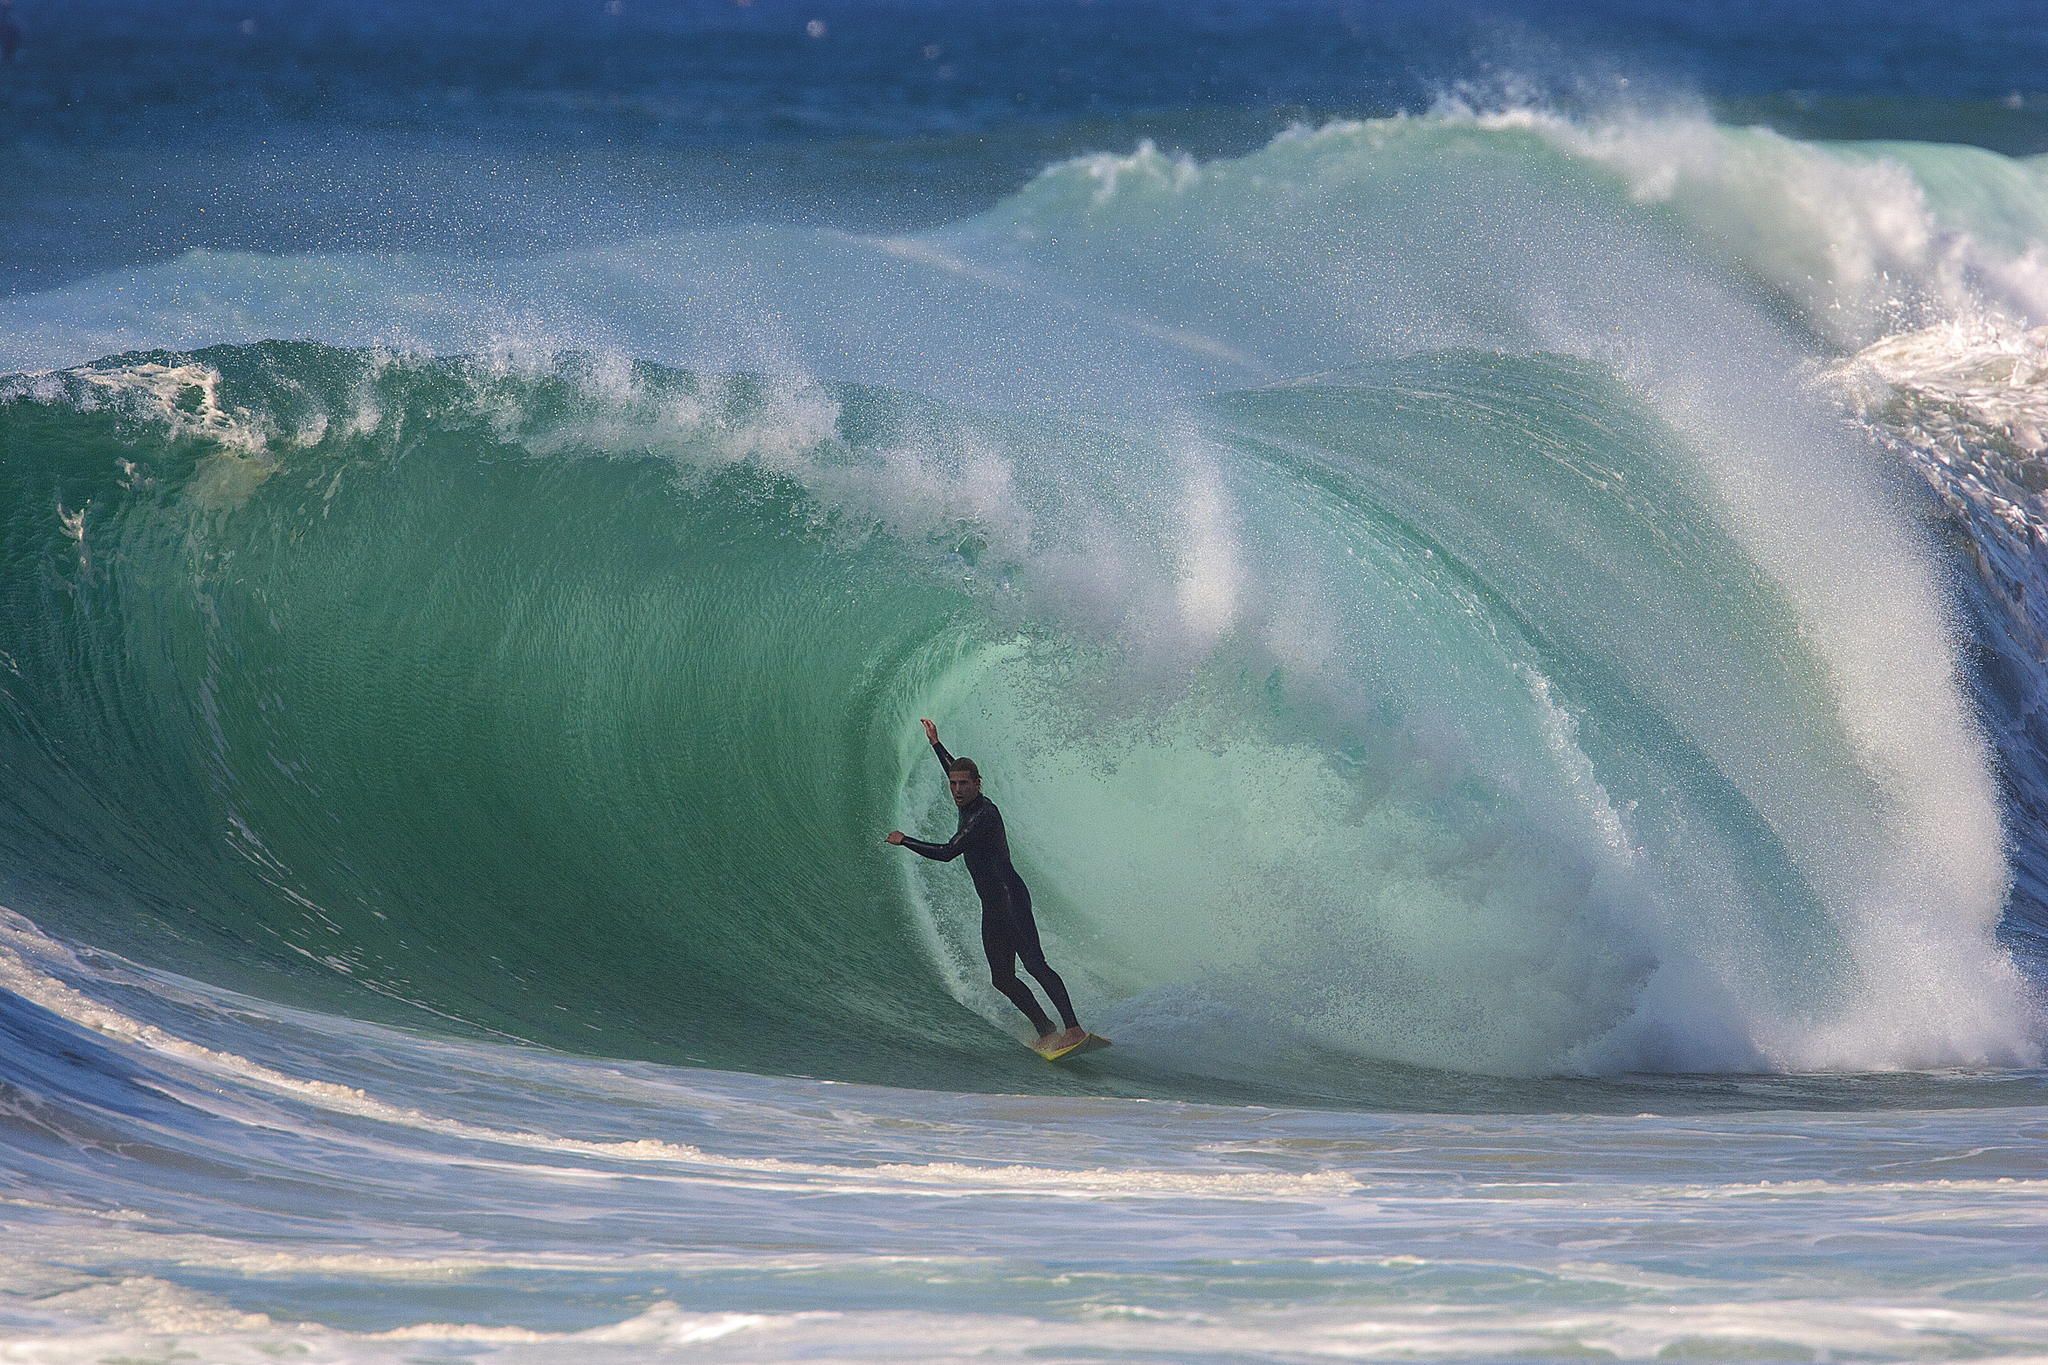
4,3,2048,1357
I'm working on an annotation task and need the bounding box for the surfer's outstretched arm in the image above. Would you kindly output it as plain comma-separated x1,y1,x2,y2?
894,803,994,862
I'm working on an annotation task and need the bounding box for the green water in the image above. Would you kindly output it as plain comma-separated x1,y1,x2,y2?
0,340,2030,1104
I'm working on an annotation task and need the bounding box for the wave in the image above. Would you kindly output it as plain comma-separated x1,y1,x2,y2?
1,101,2044,1102
0,331,2034,1101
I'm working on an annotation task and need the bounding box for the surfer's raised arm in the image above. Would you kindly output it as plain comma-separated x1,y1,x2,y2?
882,719,965,849
921,717,956,772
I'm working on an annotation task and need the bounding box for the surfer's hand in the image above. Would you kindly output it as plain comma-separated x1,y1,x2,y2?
885,830,906,845
920,718,939,744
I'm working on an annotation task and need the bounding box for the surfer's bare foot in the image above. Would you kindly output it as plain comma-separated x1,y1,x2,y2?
1047,1026,1086,1051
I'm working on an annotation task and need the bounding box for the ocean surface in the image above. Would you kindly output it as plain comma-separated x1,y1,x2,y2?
3,1,2048,1359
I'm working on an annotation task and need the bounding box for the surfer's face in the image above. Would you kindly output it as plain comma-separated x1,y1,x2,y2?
948,772,980,806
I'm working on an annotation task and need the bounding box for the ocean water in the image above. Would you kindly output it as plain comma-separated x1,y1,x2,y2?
3,1,2048,1360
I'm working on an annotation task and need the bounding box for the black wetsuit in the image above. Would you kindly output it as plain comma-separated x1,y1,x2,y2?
900,742,1079,1036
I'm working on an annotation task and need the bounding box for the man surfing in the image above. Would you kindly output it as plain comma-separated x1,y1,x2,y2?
886,719,1088,1056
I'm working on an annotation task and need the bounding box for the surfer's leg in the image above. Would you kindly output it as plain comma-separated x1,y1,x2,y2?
981,909,1054,1035
1022,959,1078,1033
1005,890,1080,1033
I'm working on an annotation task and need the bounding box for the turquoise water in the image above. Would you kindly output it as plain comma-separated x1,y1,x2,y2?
4,5,2048,1357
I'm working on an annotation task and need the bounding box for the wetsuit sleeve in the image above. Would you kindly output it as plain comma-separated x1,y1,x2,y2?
900,803,990,863
931,739,956,772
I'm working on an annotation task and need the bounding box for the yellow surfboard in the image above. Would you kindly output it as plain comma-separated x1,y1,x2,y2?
1034,1033,1112,1062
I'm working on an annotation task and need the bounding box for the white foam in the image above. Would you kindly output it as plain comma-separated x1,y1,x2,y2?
0,909,1357,1202
1843,322,2048,454
1171,450,1242,642
74,360,275,455
9,1293,2048,1365
1443,101,2048,346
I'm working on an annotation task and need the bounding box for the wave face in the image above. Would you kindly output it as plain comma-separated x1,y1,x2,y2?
0,336,2034,1104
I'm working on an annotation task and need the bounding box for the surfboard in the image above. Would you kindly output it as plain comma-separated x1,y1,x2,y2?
1034,1033,1111,1062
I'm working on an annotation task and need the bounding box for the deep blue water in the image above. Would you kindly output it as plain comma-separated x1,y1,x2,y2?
5,0,2048,294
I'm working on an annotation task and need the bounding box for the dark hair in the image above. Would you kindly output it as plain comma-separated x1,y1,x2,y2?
946,757,981,781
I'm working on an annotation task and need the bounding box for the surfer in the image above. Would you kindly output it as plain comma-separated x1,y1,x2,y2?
886,720,1086,1054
